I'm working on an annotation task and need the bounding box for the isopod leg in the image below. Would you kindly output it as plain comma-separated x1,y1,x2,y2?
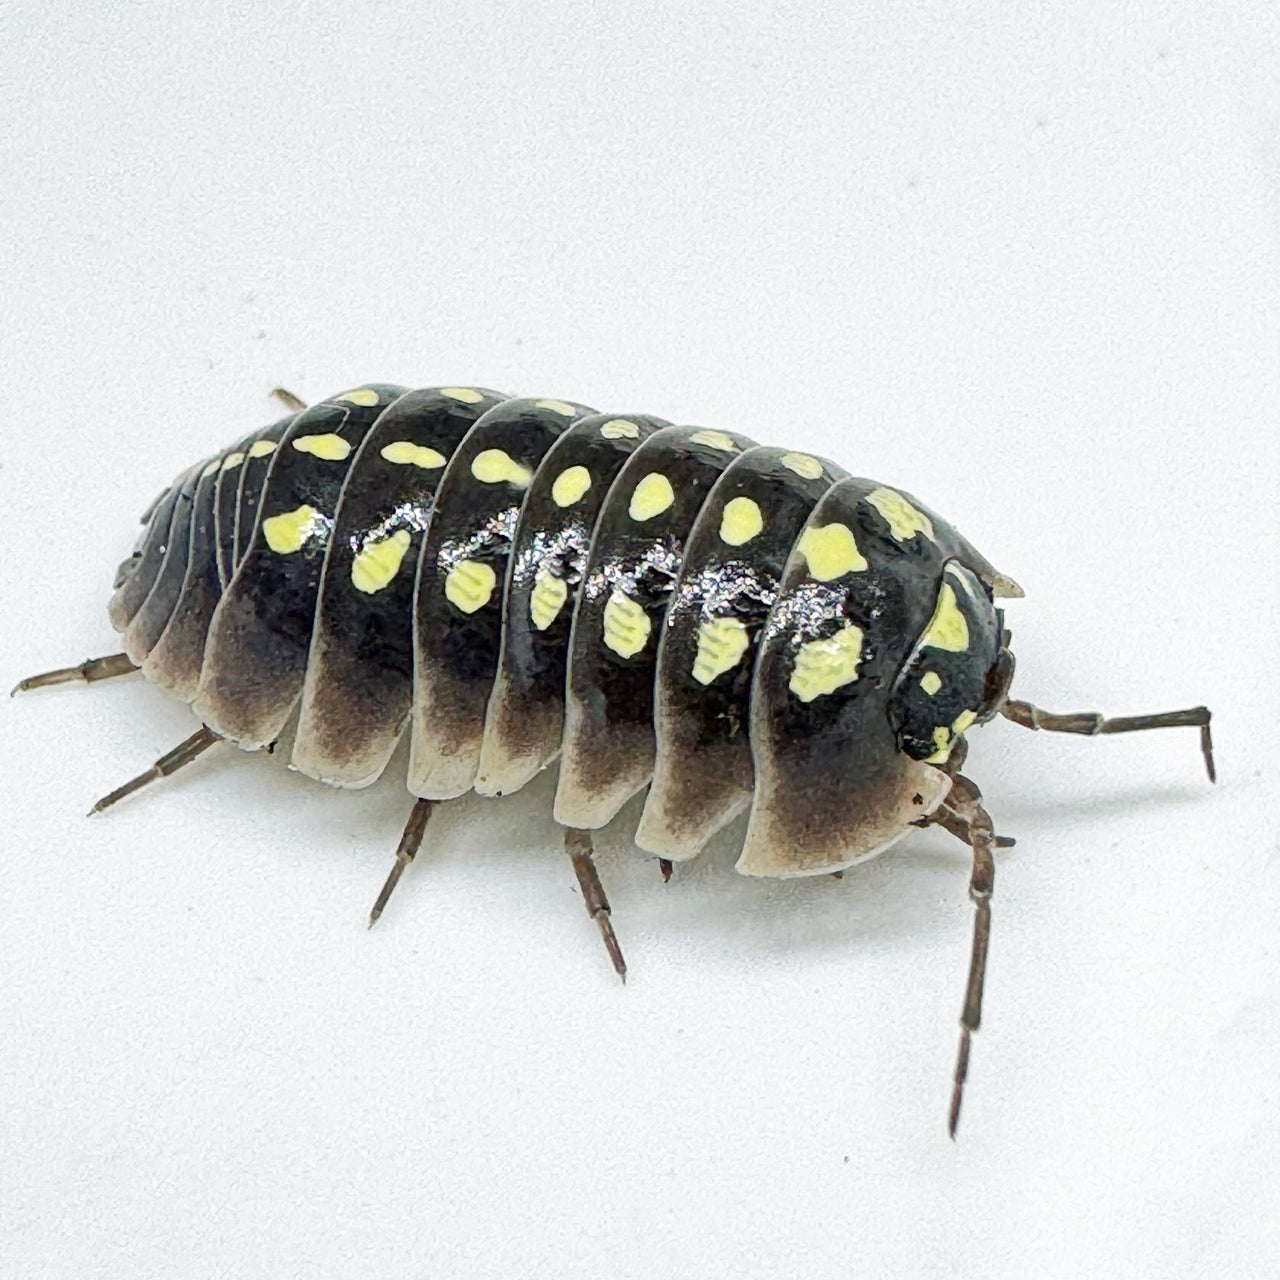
270,387,308,412
915,803,1016,851
564,828,627,983
12,652,139,696
89,725,222,814
368,798,434,927
1001,698,1215,783
937,773,999,1140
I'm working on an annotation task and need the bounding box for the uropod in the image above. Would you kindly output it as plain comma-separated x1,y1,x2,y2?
15,383,1214,1136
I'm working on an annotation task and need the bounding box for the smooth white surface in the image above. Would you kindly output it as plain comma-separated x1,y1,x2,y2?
2,4,1278,1277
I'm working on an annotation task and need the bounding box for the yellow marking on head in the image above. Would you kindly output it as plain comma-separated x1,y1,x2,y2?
529,569,569,630
249,439,277,459
551,465,592,508
924,726,953,763
866,487,934,542
781,452,823,480
719,496,764,546
602,589,651,658
788,623,865,702
201,460,220,478
920,670,942,696
923,709,978,763
796,523,867,581
262,504,322,555
441,387,484,404
292,433,352,461
471,448,533,488
690,429,737,451
381,440,446,469
601,419,640,440
692,616,750,685
337,388,380,407
629,472,675,521
351,529,412,594
534,399,577,416
444,559,497,613
221,451,245,471
921,581,969,652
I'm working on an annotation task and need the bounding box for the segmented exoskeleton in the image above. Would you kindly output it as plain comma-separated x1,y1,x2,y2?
17,383,1215,1135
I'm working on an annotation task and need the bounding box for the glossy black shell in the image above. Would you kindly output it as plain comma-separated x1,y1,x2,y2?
110,384,1017,875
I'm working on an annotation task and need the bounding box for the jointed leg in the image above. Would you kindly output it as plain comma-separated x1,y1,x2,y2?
369,799,434,927
1002,698,1214,782
919,802,1015,851
89,725,222,814
12,653,138,696
937,772,999,1139
564,828,627,982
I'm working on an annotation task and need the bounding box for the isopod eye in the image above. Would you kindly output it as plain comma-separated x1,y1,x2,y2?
977,643,1016,724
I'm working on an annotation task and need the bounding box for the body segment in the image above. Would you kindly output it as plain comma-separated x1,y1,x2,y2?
553,425,755,831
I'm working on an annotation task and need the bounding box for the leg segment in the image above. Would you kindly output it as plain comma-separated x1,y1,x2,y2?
1002,698,1215,783
936,772,999,1139
915,804,1016,851
89,725,222,814
564,828,627,982
368,799,434,927
12,652,139,696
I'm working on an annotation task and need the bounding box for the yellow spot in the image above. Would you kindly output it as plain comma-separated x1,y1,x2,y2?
629,472,675,521
601,419,640,440
351,530,412,594
381,440,446,469
719,496,764,546
337,388,380,407
692,616,750,685
201,460,220,479
441,387,484,404
529,569,569,630
866,487,934,542
921,582,969,652
781,453,823,480
292,433,352,461
444,559,497,613
690,429,737,451
924,726,953,763
263,504,321,555
923,709,979,763
920,671,942,696
602,590,651,658
471,448,533,488
788,624,865,702
221,451,245,471
534,399,577,416
796,523,867,581
249,439,277,459
551,465,592,508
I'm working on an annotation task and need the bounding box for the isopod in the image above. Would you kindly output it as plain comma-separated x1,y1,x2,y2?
15,382,1214,1135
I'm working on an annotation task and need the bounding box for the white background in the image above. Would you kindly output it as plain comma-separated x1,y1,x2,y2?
2,3,1278,1277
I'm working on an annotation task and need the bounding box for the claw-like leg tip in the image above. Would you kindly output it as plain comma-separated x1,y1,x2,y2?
1200,722,1216,785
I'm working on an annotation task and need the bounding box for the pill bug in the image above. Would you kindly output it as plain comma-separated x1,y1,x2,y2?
15,382,1215,1136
